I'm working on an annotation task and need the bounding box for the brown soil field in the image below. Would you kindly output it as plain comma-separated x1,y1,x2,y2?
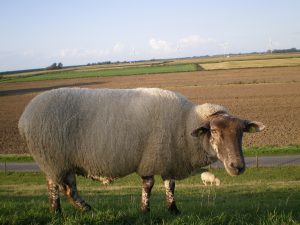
0,67,299,154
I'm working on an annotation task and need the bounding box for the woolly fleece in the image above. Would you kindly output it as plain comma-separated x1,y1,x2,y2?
19,88,227,183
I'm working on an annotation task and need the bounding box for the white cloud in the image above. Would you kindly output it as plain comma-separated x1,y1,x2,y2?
148,35,214,55
149,38,176,53
22,50,39,57
59,48,105,59
112,42,124,53
59,42,125,61
178,35,214,48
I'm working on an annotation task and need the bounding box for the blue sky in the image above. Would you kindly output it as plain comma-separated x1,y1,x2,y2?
1,0,300,71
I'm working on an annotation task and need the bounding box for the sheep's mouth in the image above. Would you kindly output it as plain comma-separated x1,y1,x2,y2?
224,161,245,176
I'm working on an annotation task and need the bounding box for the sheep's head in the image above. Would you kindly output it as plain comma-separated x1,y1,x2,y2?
191,112,265,176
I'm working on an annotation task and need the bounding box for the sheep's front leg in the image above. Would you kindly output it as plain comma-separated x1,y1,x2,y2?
62,173,91,211
141,176,154,212
47,178,61,214
163,179,181,214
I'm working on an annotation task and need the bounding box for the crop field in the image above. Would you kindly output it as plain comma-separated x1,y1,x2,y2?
1,53,300,84
201,57,300,70
0,64,198,83
1,167,299,225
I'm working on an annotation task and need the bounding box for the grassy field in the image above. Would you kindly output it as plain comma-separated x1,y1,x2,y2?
0,64,197,83
0,167,299,225
0,154,33,162
243,145,300,157
1,145,299,163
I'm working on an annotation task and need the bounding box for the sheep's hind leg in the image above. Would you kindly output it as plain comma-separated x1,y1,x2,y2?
141,176,154,213
163,178,181,215
62,173,91,211
47,178,61,214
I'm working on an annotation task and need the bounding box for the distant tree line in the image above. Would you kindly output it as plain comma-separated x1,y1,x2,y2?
87,61,112,66
46,62,63,70
87,61,132,66
269,48,300,54
86,59,156,66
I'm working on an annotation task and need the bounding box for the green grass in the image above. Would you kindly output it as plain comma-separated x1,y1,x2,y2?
0,64,197,83
0,167,299,225
0,154,33,162
244,145,300,157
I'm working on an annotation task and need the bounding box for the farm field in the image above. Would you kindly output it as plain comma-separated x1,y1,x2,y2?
0,64,198,83
201,57,300,70
1,53,300,84
0,65,300,154
1,167,299,225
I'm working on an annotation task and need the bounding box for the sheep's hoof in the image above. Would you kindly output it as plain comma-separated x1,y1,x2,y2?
141,206,150,213
81,203,92,212
52,208,62,215
168,203,181,215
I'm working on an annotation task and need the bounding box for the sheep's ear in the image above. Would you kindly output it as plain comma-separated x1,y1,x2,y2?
243,121,265,133
191,123,210,137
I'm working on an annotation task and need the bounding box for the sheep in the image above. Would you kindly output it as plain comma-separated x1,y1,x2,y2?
201,172,220,186
18,87,265,214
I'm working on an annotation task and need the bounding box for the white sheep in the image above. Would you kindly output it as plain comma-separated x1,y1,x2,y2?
201,172,221,186
18,87,265,214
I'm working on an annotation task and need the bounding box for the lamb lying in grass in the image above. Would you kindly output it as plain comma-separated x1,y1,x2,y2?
201,172,220,186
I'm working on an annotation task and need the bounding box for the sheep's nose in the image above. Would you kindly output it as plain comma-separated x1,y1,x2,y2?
230,162,245,174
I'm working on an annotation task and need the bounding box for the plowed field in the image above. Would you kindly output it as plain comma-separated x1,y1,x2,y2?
1,67,299,153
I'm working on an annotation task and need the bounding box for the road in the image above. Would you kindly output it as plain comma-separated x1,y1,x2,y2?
211,154,300,168
1,155,300,172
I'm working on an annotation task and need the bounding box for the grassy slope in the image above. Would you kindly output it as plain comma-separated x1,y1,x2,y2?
0,167,299,225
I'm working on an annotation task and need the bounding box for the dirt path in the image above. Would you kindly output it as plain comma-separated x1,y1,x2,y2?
1,66,300,153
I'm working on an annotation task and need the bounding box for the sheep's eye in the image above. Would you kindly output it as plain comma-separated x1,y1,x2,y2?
211,129,218,135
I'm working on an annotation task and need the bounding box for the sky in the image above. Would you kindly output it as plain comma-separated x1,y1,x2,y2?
1,0,300,71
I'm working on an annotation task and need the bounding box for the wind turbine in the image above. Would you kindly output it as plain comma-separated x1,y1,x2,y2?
220,42,229,58
130,47,136,63
176,43,182,57
267,37,273,54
